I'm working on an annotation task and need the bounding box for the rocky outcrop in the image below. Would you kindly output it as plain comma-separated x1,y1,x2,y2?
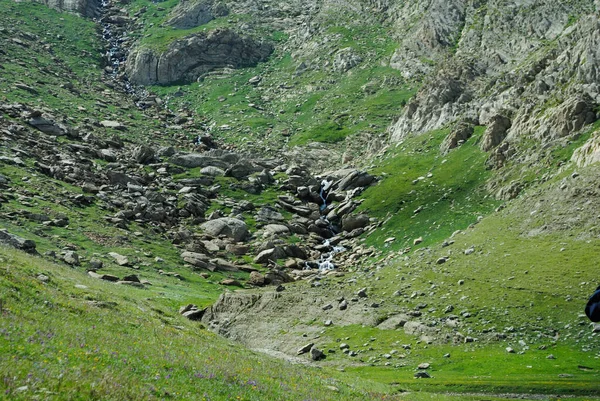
440,120,474,154
389,1,599,155
166,0,229,29
572,134,600,167
125,29,273,85
480,114,511,152
389,0,466,78
36,0,100,17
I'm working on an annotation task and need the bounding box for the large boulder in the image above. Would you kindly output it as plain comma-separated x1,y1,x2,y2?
0,229,37,254
37,0,99,17
337,170,375,191
170,153,230,169
125,29,273,85
341,214,370,232
200,217,248,242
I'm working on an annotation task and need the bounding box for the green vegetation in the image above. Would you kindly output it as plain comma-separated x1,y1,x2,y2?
0,0,176,144
142,7,417,153
3,1,600,399
358,126,499,250
0,247,405,400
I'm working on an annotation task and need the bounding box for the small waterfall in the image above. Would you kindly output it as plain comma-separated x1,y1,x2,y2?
95,0,151,108
305,179,345,272
319,179,332,211
315,239,346,272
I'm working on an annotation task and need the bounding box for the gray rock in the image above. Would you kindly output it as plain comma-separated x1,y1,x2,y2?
247,271,266,286
201,217,248,242
440,121,474,154
98,149,118,162
108,252,130,266
337,170,375,191
414,371,431,379
341,214,370,232
220,278,241,286
225,159,263,179
200,166,225,176
297,343,314,355
182,307,206,321
132,145,155,164
262,224,290,237
264,269,294,285
181,251,212,270
0,229,37,254
39,0,100,17
88,271,119,282
28,116,67,136
333,48,362,72
170,153,230,169
377,314,409,330
63,251,80,266
310,347,326,361
167,0,228,29
481,115,511,151
126,29,273,85
100,120,126,131
254,247,286,264
106,171,139,188
255,207,285,223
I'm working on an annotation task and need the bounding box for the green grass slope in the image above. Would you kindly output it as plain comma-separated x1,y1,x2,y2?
0,246,407,400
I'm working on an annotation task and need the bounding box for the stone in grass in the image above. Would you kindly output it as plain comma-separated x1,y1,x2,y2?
122,274,140,283
506,347,515,353
297,343,314,355
220,278,241,287
357,288,368,298
108,252,130,266
414,371,431,379
63,251,80,266
310,347,326,361
417,363,430,369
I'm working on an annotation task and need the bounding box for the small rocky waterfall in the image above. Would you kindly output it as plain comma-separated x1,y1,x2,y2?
95,0,151,107
308,179,346,272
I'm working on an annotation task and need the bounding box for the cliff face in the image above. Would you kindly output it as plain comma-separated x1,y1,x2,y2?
388,0,600,152
38,0,100,17
125,29,273,85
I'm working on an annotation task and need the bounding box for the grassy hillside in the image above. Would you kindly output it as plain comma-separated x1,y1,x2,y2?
0,247,401,400
2,0,600,399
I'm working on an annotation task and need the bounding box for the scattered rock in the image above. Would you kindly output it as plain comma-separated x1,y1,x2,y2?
201,218,248,242
108,252,130,266
310,347,326,361
220,278,241,286
297,343,314,355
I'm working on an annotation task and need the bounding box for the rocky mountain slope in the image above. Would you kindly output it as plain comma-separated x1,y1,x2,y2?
2,0,600,398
